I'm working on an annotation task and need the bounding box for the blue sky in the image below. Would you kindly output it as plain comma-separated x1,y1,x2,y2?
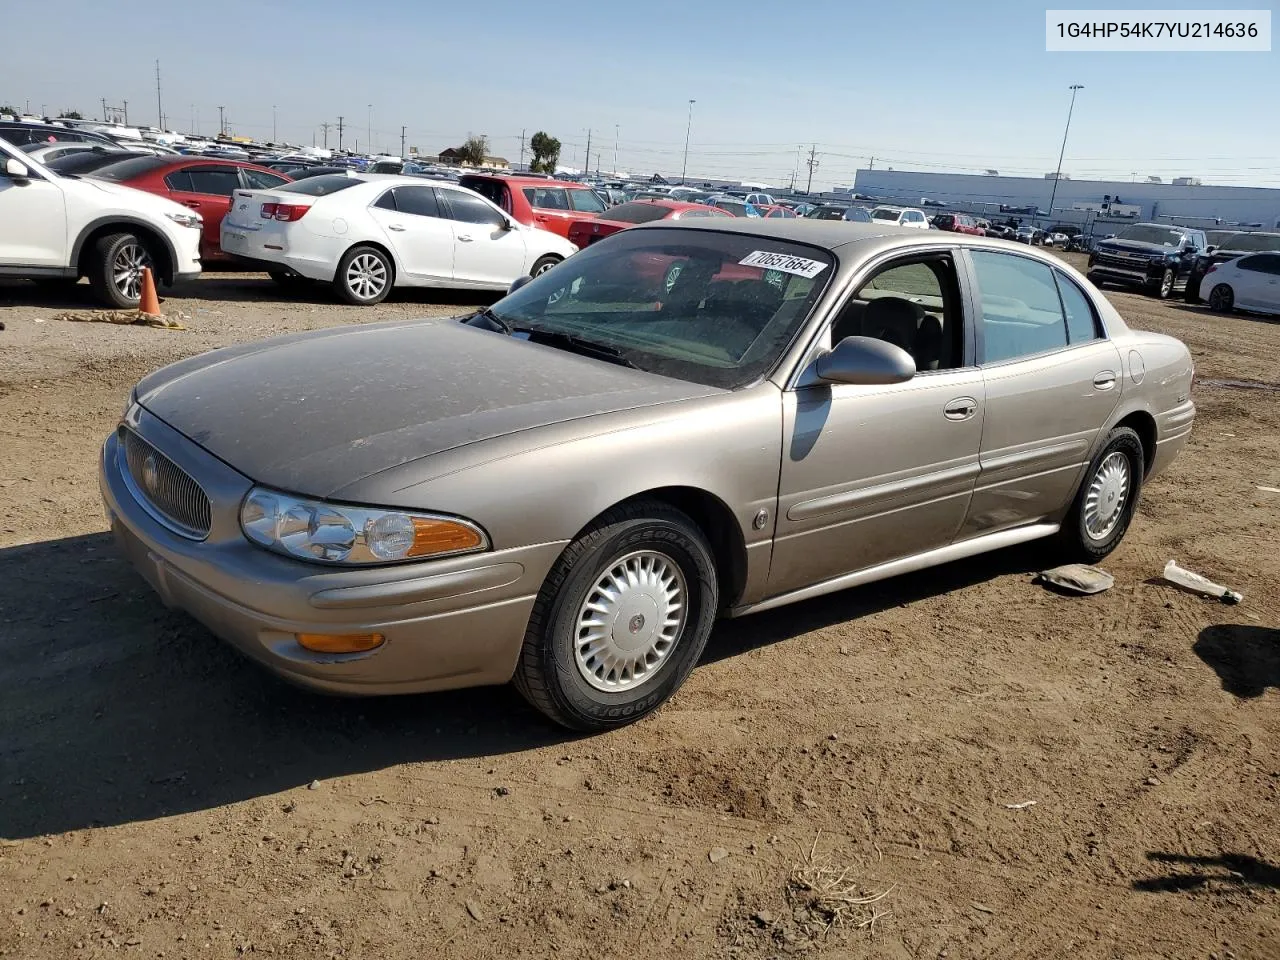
5,0,1277,187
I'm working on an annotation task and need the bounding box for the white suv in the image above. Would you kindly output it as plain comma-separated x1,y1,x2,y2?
0,139,202,307
870,206,931,229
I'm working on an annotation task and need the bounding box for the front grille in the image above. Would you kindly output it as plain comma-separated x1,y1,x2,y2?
1096,252,1152,269
121,429,212,539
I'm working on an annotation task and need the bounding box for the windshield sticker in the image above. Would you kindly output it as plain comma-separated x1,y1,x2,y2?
738,251,828,278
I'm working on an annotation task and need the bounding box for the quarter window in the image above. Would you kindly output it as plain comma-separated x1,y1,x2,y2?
1054,271,1102,343
970,251,1069,363
243,169,289,190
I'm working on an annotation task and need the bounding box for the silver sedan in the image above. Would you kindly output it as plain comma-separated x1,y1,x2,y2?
100,220,1195,730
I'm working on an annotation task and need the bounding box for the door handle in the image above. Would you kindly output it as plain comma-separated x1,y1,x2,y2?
944,397,978,421
1093,371,1117,390
387,224,406,232
457,235,474,242
182,201,200,209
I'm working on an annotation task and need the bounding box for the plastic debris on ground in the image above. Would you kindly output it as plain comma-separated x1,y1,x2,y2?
1162,560,1243,605
53,309,186,330
1035,563,1115,595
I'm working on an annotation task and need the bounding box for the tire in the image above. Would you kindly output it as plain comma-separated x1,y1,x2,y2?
512,500,720,731
1056,426,1145,563
1157,267,1175,299
529,255,562,278
1208,283,1234,313
88,232,154,309
333,245,392,305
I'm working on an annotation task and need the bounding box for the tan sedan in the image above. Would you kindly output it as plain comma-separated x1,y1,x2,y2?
100,220,1195,730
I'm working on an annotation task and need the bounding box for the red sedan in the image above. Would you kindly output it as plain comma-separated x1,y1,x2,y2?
459,174,609,238
90,156,292,261
566,198,731,249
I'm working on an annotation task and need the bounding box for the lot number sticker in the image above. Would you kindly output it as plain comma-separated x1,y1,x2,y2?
738,251,828,278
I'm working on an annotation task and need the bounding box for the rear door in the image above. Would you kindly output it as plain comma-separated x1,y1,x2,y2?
366,185,454,282
958,250,1122,537
164,164,243,257
438,188,527,286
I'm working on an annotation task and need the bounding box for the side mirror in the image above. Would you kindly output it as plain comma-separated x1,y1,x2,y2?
4,158,31,181
1205,245,1215,254
814,336,916,386
507,274,534,295
499,217,516,232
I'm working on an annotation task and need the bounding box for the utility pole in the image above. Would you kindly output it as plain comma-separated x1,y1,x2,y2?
584,128,592,175
272,105,277,143
122,100,129,126
518,129,526,171
101,98,108,122
155,60,163,129
320,122,331,148
805,144,819,193
400,125,406,157
217,105,225,137
869,156,875,169
337,116,344,151
613,124,619,176
366,104,372,153
681,99,695,184
1047,84,1084,221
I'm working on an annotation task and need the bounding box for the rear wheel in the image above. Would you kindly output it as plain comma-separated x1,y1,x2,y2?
1055,426,1144,563
333,245,392,305
88,232,154,309
1208,283,1234,313
512,500,719,731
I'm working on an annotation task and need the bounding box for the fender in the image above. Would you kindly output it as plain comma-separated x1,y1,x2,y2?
69,215,180,283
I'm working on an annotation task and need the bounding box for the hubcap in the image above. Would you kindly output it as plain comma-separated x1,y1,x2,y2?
573,550,687,692
112,243,151,301
534,259,557,276
1083,451,1131,541
346,253,388,300
1161,270,1174,296
1211,285,1231,310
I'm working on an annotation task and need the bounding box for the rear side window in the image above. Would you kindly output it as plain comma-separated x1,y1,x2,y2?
1054,272,1102,343
391,185,440,218
524,187,570,210
163,170,192,191
186,168,241,196
275,175,361,196
568,189,606,213
970,251,1069,364
244,169,289,190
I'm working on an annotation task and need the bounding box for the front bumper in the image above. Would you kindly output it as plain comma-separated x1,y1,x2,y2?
99,408,567,695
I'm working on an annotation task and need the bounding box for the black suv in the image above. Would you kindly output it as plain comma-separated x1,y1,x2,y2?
1087,223,1208,299
1184,231,1280,302
0,120,117,149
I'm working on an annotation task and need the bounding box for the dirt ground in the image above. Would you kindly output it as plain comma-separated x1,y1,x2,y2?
1,258,1276,960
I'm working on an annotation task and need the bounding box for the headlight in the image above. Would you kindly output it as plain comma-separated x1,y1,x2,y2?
165,211,202,229
240,488,488,565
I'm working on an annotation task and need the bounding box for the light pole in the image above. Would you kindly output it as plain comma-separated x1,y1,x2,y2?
1047,84,1083,222
272,104,277,143
367,104,372,154
680,99,695,184
613,124,619,176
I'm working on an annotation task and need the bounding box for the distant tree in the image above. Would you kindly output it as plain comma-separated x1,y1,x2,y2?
529,131,561,173
457,134,489,167
59,110,84,120
0,104,17,117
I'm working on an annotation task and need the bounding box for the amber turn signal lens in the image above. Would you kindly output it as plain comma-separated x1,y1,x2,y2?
295,632,385,654
407,518,485,558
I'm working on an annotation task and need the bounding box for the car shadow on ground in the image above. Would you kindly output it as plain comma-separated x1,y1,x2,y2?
0,533,1044,839
1133,851,1280,892
1193,624,1280,698
1163,300,1280,325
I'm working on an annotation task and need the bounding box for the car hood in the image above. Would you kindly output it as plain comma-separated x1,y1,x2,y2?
1095,239,1175,257
135,319,719,497
74,176,192,216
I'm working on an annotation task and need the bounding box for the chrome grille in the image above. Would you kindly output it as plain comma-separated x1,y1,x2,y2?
120,429,212,539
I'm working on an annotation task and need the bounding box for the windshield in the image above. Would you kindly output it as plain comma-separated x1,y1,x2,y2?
1220,232,1280,252
870,208,900,221
273,175,362,196
486,228,835,389
596,201,673,224
1115,224,1183,246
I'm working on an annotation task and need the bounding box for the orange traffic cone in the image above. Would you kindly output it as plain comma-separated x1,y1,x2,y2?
138,266,162,318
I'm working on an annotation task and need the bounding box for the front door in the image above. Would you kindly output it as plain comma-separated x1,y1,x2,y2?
165,165,241,259
959,249,1123,537
367,185,455,282
770,252,985,594
439,189,528,287
0,168,66,265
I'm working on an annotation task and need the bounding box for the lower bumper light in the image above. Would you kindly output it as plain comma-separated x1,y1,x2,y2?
296,632,386,654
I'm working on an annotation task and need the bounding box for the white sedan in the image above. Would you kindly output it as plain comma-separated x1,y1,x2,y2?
221,174,578,305
1198,252,1280,315
869,206,931,229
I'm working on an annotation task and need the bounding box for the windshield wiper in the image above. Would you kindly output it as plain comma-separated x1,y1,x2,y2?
512,327,639,369
467,306,512,334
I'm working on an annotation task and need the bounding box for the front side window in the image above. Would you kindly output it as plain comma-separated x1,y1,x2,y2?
441,189,504,225
970,251,1068,364
1237,255,1267,273
486,229,835,389
871,208,901,222
568,188,607,213
829,258,961,372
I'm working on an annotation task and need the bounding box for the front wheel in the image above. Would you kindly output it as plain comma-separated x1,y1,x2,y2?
1208,283,1234,313
1157,267,1175,299
529,255,562,278
512,500,720,731
1055,426,1144,563
333,245,393,305
88,232,155,309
